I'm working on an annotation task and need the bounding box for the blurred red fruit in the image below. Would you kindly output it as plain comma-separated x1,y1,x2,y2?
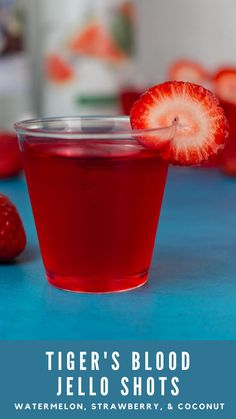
0,132,22,178
214,68,236,105
169,59,209,85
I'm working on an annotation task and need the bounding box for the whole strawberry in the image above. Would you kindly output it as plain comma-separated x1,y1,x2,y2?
0,194,26,261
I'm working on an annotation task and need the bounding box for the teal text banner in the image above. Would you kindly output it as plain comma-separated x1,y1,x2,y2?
0,341,234,418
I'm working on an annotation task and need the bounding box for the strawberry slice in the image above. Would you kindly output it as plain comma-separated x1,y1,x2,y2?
169,59,208,84
130,81,228,165
214,68,236,105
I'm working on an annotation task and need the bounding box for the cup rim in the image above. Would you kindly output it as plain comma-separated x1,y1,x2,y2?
14,115,176,140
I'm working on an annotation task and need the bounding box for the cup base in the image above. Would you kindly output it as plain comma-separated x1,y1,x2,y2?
46,269,149,293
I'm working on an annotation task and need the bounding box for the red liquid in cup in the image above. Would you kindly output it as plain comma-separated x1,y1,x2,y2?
22,138,168,292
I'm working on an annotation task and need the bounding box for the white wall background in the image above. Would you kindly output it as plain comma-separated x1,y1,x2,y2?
26,0,236,114
136,0,236,79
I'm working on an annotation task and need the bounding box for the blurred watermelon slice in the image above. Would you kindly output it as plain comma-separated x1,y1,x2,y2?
69,23,126,63
46,54,74,84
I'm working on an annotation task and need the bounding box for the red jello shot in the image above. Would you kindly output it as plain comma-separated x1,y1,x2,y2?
14,116,170,293
14,82,228,293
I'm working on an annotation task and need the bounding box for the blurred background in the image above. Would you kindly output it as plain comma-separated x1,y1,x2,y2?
1,0,236,175
1,0,236,118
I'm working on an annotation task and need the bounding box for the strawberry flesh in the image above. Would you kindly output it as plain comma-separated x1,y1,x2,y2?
0,194,26,261
130,81,228,165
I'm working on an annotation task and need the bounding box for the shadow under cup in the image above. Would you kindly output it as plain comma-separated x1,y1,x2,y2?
14,116,172,293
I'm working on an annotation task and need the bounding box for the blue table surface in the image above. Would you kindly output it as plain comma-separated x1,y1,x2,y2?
0,167,236,340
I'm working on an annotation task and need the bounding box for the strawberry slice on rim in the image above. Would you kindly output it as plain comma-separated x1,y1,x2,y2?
214,68,236,105
169,59,208,84
130,81,228,165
